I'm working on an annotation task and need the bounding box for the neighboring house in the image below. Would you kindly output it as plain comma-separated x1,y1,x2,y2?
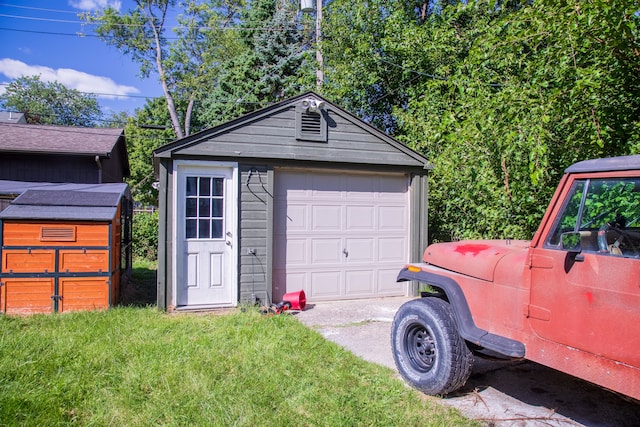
154,92,432,311
0,123,129,184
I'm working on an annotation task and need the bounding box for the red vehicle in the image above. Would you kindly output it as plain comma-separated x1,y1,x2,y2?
392,155,640,400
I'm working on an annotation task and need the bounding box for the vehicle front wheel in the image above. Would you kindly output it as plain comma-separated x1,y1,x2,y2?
391,298,473,395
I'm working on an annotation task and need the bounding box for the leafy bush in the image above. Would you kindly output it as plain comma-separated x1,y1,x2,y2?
132,211,158,261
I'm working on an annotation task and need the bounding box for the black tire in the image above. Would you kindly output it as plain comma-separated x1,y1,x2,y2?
391,298,474,395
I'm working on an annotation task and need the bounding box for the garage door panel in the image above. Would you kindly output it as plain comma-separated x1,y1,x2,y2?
285,239,308,264
378,237,406,262
379,206,406,230
346,175,375,196
284,204,307,231
312,205,341,231
345,238,374,263
276,172,308,195
346,205,375,230
310,271,341,298
377,269,404,294
379,177,409,196
311,174,342,196
345,270,374,295
311,239,342,263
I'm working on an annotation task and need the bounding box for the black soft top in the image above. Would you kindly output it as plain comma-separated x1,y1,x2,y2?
566,155,640,174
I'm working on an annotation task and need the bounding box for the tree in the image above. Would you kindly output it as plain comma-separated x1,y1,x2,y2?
125,97,176,206
197,0,315,125
82,0,248,138
322,0,640,241
0,75,102,126
82,0,186,137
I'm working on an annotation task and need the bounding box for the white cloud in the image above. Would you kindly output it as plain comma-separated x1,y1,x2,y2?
68,0,122,12
0,58,140,99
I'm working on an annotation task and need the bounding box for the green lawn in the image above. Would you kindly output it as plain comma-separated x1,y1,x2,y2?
0,306,476,426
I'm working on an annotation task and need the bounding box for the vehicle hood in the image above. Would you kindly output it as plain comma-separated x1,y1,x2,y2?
423,240,531,282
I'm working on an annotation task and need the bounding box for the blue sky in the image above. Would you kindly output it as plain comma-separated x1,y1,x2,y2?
0,0,172,117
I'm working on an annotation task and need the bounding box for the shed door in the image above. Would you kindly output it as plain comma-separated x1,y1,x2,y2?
274,170,408,302
176,164,237,307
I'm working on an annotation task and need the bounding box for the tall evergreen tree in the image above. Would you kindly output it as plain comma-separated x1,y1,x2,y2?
198,0,315,125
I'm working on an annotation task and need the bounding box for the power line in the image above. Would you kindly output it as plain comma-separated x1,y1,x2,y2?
0,3,80,15
0,12,305,32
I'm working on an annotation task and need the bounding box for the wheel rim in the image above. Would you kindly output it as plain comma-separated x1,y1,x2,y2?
405,322,436,372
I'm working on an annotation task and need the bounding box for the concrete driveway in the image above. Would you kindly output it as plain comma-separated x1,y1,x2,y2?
295,297,640,427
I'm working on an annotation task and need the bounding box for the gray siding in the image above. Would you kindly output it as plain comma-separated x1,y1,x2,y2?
156,158,172,310
173,107,425,168
0,154,100,183
238,164,271,305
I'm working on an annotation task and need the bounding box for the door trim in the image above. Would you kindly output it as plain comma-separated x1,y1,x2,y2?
172,160,238,308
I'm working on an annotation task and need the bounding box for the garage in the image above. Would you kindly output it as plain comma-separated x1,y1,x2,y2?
273,170,409,301
154,91,430,311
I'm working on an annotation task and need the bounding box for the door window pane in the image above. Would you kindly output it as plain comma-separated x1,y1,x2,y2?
186,219,197,239
199,177,211,196
185,175,225,239
199,199,210,217
186,177,197,196
213,178,224,196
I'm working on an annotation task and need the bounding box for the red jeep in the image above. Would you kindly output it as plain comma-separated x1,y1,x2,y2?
392,155,640,400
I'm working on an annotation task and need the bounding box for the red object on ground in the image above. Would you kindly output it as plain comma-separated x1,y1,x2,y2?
282,290,306,310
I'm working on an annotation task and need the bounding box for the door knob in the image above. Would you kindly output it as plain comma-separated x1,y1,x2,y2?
342,248,348,257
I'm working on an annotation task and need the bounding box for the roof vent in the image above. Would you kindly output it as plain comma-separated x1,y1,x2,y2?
296,100,327,142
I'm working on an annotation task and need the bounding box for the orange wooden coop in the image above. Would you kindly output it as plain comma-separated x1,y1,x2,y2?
0,183,132,314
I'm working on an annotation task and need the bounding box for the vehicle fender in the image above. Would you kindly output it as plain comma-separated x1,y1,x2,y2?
397,266,525,358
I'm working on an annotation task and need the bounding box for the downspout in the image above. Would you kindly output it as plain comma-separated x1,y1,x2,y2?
95,155,103,184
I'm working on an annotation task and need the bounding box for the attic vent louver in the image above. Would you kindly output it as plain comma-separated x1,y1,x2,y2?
41,226,77,242
301,112,322,134
296,101,327,142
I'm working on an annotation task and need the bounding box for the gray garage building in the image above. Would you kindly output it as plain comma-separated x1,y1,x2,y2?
154,92,431,311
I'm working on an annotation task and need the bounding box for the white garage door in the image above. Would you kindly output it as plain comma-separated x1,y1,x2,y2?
273,170,409,302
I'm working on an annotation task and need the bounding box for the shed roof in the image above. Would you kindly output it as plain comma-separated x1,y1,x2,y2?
0,123,125,157
0,181,130,221
155,91,431,170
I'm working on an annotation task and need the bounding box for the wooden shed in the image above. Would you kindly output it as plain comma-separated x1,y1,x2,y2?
154,92,431,311
0,182,132,314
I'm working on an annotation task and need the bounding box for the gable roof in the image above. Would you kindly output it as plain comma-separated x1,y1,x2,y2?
155,91,432,170
0,123,125,157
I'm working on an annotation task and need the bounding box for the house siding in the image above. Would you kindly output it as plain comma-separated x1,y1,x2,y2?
172,107,424,167
0,154,100,183
238,164,271,305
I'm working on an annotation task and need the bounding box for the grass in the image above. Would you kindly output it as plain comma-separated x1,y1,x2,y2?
0,307,476,427
120,259,158,307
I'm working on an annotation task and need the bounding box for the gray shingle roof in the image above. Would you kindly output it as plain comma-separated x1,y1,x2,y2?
0,181,130,221
0,123,124,156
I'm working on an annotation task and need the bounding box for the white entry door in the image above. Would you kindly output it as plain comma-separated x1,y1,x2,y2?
175,163,237,307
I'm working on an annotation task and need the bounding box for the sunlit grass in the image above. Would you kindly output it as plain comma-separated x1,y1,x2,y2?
0,308,475,426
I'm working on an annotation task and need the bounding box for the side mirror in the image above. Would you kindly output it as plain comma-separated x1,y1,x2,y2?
561,231,582,253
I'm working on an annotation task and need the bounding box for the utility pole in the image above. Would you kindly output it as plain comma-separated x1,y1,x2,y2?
301,0,323,90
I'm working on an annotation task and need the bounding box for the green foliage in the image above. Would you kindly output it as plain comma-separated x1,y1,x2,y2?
0,308,473,426
197,0,315,125
0,75,102,126
324,0,640,241
126,98,177,205
132,211,159,261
